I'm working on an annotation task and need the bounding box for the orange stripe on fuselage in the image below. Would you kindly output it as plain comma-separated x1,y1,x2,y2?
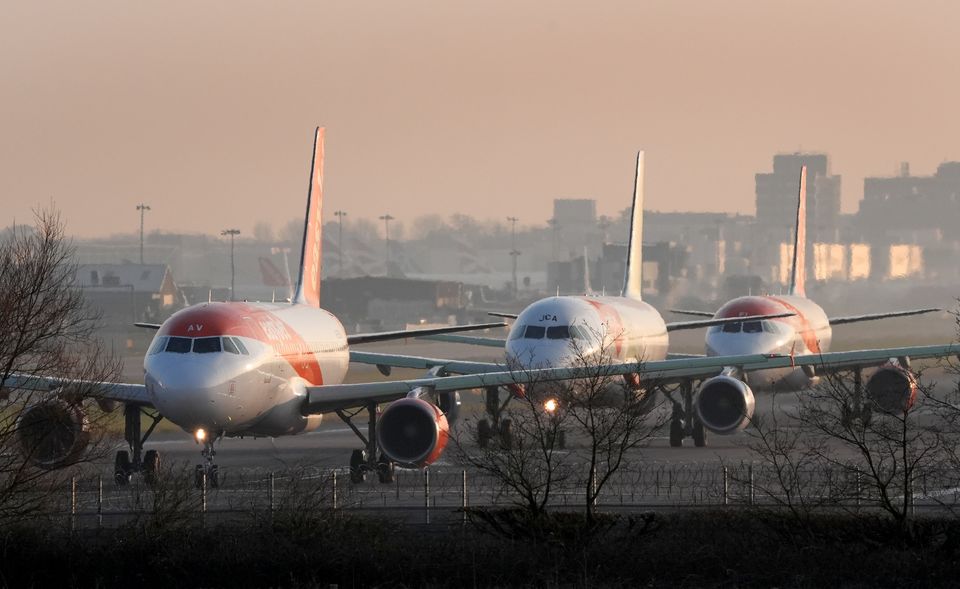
158,302,325,385
767,296,821,354
584,299,625,356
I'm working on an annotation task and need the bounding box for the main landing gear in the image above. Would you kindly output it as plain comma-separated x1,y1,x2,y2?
841,368,873,428
477,386,519,450
114,403,164,486
338,402,395,484
668,381,707,448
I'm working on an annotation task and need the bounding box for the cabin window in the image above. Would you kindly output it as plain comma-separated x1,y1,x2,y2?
165,337,192,354
193,337,222,354
524,325,546,339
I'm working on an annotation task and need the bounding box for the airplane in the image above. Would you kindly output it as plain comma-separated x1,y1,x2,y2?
4,127,513,486
667,165,944,446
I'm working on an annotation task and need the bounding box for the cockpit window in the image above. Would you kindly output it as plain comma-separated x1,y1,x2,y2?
524,325,546,339
222,336,240,354
149,337,168,355
232,337,249,355
569,325,586,340
165,337,192,354
509,326,526,340
762,320,780,334
742,321,762,334
546,325,570,339
722,322,741,333
193,337,222,354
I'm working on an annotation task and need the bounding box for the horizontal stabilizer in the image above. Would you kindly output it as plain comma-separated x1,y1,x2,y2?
134,322,162,330
487,311,519,319
347,322,506,346
666,312,796,332
829,308,941,326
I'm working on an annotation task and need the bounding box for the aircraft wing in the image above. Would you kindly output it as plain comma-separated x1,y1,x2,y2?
416,333,507,348
305,353,775,413
1,374,152,405
135,322,162,330
669,309,715,318
487,311,519,319
828,308,941,325
665,312,796,332
346,322,506,346
349,351,499,375
783,343,960,374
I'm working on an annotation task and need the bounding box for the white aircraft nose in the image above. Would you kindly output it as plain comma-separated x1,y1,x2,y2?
146,356,240,432
506,340,582,370
706,332,782,357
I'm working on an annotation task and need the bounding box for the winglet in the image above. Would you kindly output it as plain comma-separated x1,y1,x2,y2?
622,151,644,300
789,165,807,297
293,127,325,307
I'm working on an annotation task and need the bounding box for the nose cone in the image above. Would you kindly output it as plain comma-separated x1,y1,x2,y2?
146,354,246,432
706,330,790,357
506,339,584,370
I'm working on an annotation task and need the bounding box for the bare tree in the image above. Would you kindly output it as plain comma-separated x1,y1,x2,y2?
0,208,119,524
560,331,669,526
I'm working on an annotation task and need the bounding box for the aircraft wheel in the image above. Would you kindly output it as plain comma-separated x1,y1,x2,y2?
669,419,683,447
477,419,492,449
692,419,707,447
143,450,161,486
209,465,220,489
499,419,513,450
114,450,132,486
377,458,395,484
840,404,853,429
194,465,205,489
349,449,367,484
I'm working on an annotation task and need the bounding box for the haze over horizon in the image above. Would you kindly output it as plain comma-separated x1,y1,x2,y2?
3,1,959,238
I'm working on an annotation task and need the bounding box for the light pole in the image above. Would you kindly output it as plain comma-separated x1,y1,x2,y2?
507,216,520,296
378,214,394,275
221,229,241,301
136,203,151,264
334,210,347,277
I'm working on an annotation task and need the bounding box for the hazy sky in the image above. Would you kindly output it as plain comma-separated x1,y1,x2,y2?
3,1,959,237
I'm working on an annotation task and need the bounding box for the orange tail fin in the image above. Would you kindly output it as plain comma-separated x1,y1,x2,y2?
789,165,807,297
293,127,324,307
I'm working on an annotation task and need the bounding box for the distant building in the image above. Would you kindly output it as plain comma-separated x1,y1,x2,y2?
756,153,841,242
859,161,960,243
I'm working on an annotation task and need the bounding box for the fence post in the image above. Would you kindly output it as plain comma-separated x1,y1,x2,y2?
70,477,77,533
723,467,729,506
461,469,468,525
97,475,103,528
856,468,862,508
748,464,755,506
424,468,431,524
269,471,275,521
332,470,338,510
200,471,207,527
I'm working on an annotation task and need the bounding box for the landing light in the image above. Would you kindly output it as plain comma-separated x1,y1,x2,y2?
195,428,207,443
544,398,559,413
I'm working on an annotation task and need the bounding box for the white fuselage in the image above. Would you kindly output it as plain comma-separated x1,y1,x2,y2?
505,296,669,370
144,301,349,437
704,294,832,392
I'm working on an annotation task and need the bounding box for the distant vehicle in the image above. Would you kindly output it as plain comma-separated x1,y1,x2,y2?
668,165,943,446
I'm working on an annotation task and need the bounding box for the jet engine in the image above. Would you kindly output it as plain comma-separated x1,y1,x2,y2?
694,375,756,435
866,363,917,415
377,397,450,468
16,399,90,469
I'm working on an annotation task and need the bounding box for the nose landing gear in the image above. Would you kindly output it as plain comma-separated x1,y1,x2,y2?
667,381,707,448
193,440,220,489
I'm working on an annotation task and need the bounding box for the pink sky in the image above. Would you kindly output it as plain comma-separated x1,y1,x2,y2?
3,1,959,237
